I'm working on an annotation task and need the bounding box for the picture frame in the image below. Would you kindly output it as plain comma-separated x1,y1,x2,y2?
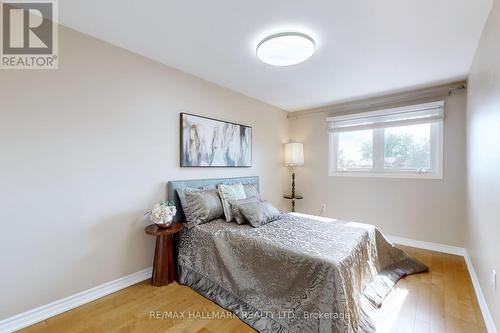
180,113,252,167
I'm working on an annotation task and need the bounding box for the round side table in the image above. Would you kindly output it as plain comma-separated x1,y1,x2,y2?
145,223,184,287
283,195,303,212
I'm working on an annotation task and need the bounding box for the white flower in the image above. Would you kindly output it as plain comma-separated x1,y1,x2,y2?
150,203,166,222
147,202,177,223
167,206,177,216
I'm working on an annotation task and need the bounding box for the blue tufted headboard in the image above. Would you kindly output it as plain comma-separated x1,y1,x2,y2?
167,176,259,222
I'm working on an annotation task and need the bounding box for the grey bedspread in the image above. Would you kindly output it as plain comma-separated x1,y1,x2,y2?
177,213,427,333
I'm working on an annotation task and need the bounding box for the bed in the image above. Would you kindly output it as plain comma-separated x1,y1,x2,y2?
167,176,427,333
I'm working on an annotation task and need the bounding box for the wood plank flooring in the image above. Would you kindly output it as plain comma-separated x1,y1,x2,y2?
19,246,486,333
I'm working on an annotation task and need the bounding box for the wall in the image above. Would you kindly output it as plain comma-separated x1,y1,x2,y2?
0,26,288,319
466,0,500,327
288,91,467,247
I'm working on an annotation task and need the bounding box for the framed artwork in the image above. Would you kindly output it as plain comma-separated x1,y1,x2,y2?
180,113,252,167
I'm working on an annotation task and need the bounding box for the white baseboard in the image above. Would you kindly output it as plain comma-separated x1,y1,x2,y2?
464,251,498,333
387,235,496,333
386,235,466,256
0,267,152,333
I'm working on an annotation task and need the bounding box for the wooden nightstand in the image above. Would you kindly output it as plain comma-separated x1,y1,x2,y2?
145,223,184,287
283,195,303,212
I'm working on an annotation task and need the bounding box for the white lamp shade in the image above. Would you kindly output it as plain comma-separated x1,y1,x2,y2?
284,143,304,166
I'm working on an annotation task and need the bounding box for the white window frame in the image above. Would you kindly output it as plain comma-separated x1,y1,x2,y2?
328,102,444,179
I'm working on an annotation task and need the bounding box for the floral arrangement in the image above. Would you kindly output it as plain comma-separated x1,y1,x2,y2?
145,200,177,225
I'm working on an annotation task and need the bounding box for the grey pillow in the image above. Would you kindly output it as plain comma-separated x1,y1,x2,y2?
218,183,247,222
229,196,260,225
177,188,223,228
242,183,260,199
238,201,281,228
176,187,194,222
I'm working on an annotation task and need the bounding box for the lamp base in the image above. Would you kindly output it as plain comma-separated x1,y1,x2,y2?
290,172,296,212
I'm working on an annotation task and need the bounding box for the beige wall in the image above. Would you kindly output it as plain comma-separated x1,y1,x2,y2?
0,26,288,318
288,91,467,247
466,0,500,327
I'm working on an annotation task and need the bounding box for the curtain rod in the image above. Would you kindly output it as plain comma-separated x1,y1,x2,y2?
288,81,466,119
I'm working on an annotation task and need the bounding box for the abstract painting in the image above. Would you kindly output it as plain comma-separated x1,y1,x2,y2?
180,113,252,167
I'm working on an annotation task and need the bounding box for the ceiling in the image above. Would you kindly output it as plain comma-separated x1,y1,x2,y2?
59,0,493,112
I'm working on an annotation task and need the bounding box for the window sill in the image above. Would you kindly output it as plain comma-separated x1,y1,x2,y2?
329,171,443,179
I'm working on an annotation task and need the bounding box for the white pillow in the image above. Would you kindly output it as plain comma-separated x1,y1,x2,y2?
218,183,246,222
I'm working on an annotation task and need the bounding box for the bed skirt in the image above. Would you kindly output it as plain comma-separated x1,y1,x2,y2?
178,264,291,333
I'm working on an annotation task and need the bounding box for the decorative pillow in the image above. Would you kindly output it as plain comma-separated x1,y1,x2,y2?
177,188,223,228
218,183,246,222
242,183,260,199
176,186,218,213
229,196,260,225
238,201,281,228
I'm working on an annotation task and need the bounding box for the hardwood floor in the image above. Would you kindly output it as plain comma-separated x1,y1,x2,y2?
375,246,486,333
19,246,486,333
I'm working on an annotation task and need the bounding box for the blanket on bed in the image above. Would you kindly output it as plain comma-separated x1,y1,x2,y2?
177,213,427,333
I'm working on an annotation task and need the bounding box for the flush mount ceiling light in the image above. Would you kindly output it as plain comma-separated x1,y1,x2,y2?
256,32,315,66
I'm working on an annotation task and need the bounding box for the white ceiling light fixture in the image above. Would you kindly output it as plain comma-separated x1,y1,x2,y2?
256,32,315,67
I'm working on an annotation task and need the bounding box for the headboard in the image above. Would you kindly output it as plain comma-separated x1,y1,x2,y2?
167,176,259,222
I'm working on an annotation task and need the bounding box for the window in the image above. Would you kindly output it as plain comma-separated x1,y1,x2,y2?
328,101,443,179
337,129,373,170
384,123,430,170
